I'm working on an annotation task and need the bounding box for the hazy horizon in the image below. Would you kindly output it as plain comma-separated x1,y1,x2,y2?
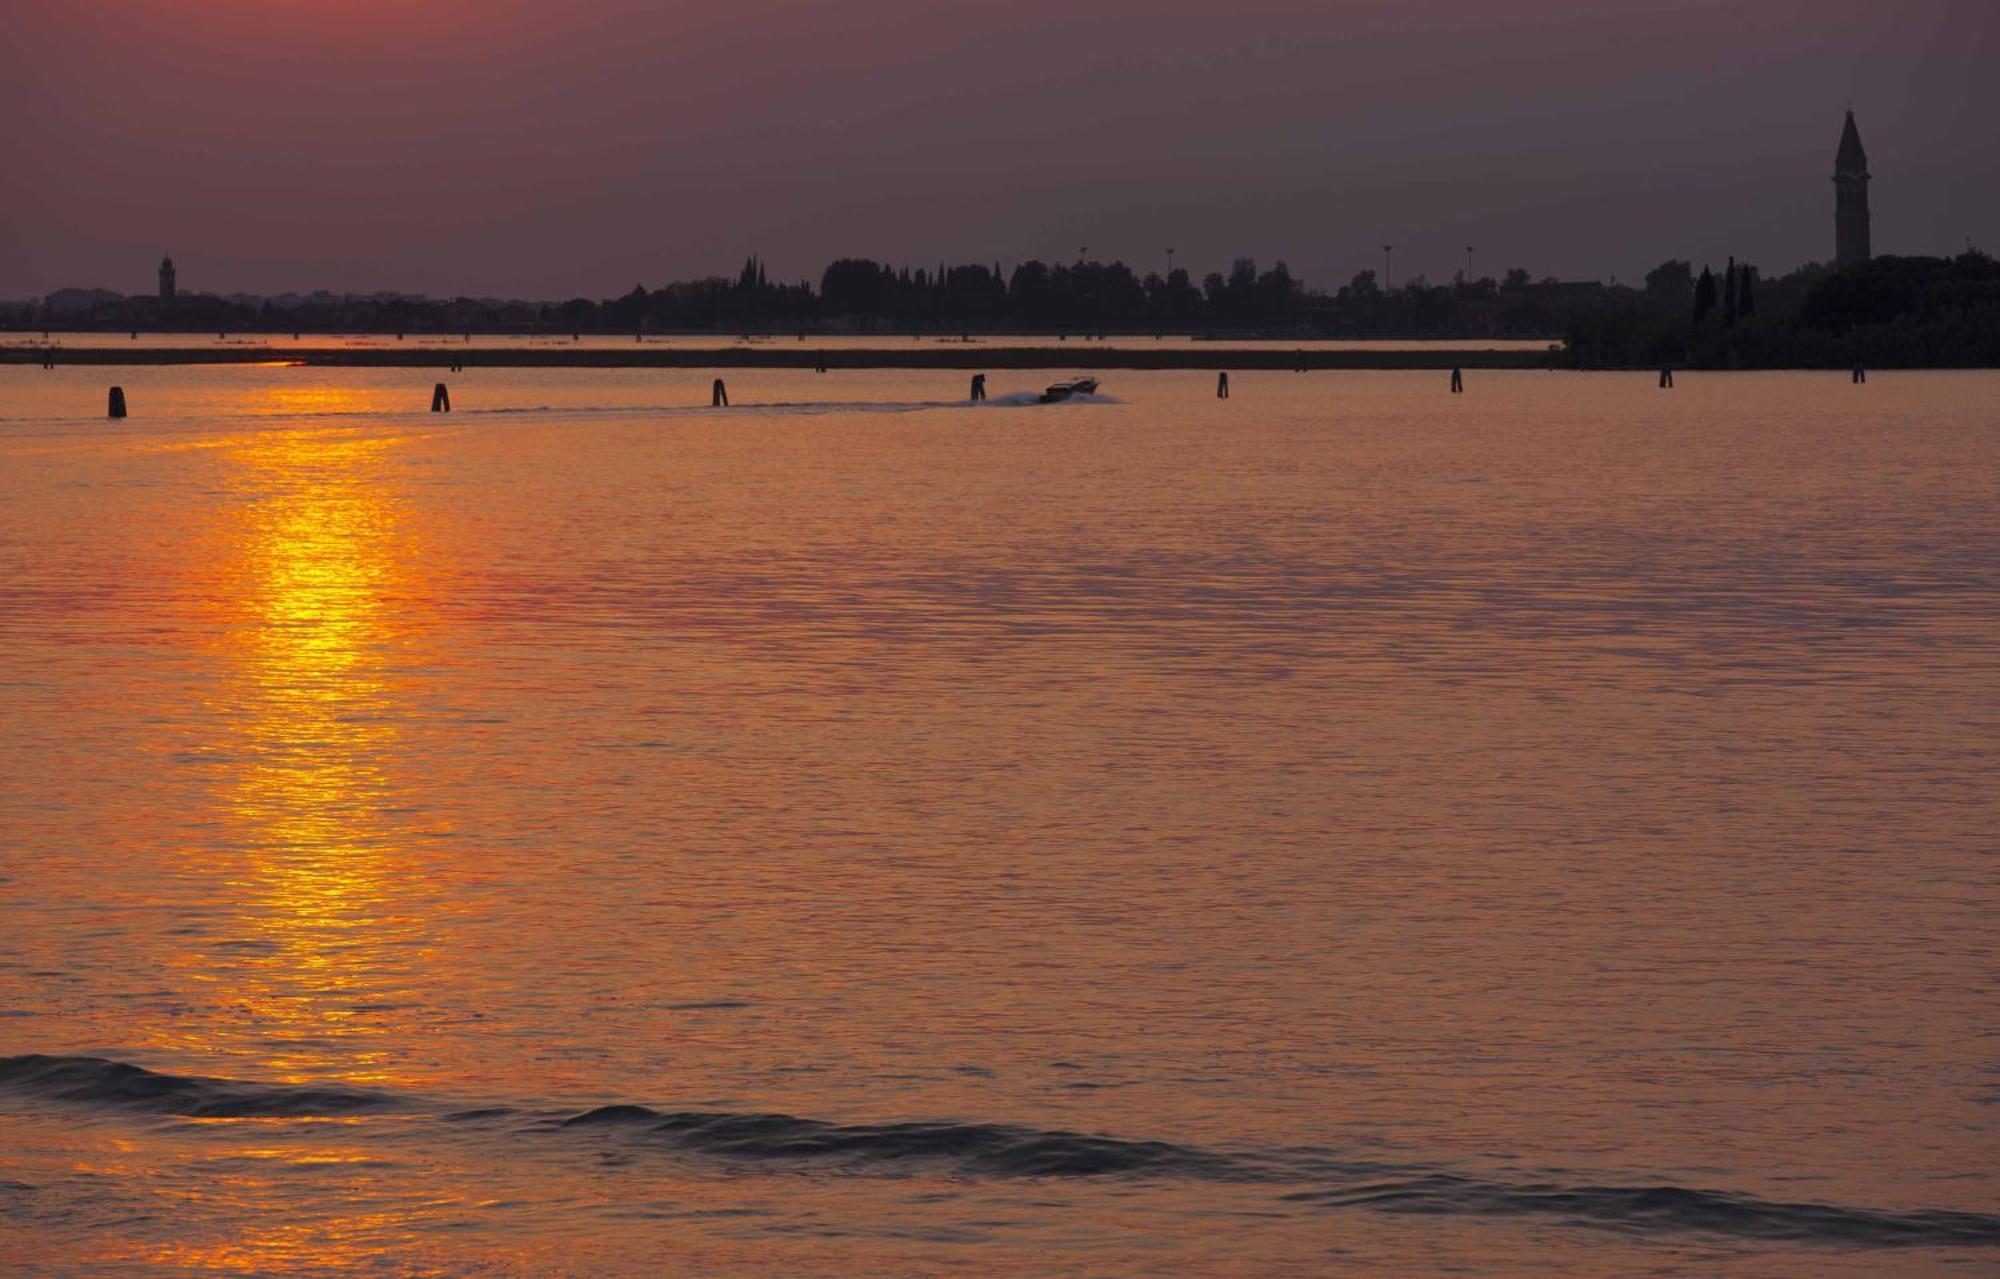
3,0,1995,301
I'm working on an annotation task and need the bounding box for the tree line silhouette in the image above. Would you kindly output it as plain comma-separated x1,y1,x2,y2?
10,251,1996,366
5,254,1599,339
1566,252,2000,368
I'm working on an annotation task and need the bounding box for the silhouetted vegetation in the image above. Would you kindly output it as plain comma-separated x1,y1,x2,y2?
2,255,1606,341
11,252,1994,366
1565,253,2000,369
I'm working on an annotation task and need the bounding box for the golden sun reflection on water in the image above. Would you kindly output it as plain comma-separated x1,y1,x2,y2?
5,369,1998,1278
142,1198,470,1279
153,411,446,1089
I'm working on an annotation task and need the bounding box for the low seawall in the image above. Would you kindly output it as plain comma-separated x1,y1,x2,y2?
1,346,1555,371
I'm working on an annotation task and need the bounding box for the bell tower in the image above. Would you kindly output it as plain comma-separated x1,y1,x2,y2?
1833,111,1871,268
159,255,177,303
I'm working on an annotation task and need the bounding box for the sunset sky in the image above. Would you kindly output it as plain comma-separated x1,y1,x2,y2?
2,0,1994,300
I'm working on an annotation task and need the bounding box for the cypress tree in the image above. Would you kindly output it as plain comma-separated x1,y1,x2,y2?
1694,266,1718,323
1723,257,1739,327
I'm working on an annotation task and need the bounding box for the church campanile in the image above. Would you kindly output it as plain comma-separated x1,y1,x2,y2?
1834,110,1871,267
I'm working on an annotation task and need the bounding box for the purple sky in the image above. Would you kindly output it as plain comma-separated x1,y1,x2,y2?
2,0,1993,300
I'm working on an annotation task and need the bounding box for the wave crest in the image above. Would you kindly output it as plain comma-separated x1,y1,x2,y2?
0,1054,397,1119
5,1055,1996,1247
558,1103,1239,1178
1286,1174,2000,1246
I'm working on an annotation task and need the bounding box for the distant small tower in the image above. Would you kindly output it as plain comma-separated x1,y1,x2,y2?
1833,111,1871,268
159,255,177,303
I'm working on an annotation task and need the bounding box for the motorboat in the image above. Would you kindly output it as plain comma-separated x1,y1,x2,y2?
1038,377,1100,404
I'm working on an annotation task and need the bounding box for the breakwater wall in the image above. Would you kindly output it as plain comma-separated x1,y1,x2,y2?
2,346,1555,371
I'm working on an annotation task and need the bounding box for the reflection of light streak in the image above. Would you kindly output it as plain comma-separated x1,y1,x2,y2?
252,385,396,418
125,394,492,1278
157,408,444,1088
144,1199,471,1278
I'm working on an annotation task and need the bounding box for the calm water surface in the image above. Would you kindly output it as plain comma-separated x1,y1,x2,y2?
1,366,1995,1276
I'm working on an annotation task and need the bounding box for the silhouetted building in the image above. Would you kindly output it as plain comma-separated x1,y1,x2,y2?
1834,111,1871,267
159,256,177,303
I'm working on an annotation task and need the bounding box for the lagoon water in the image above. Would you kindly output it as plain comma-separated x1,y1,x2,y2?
1,366,1995,1277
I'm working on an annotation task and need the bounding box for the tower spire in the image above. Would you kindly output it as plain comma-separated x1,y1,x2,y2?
1836,109,1867,173
1833,110,1872,268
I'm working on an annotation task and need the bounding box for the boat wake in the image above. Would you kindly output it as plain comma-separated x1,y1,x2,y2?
4,1055,1995,1248
0,394,1114,429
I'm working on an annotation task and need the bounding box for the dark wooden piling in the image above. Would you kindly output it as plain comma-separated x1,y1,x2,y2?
1217,371,1230,399
970,373,987,402
431,383,451,413
1451,367,1465,393
108,387,127,418
712,378,729,407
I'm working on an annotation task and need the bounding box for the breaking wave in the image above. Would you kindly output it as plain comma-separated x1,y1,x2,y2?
4,1055,1995,1247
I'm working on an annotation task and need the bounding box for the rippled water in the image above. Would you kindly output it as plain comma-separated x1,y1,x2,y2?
1,366,1995,1277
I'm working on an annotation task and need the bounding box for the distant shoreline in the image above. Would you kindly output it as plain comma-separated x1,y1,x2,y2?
1,346,1554,371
